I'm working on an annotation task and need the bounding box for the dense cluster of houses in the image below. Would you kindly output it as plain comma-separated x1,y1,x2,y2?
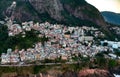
0,21,120,64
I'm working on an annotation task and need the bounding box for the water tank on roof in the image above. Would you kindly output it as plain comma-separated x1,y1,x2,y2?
13,1,16,5
112,43,118,49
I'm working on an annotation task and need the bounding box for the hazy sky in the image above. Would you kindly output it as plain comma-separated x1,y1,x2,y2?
86,0,120,13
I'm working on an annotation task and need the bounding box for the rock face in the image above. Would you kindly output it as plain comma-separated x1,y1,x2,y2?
29,0,63,21
78,69,114,77
29,0,106,26
0,0,106,26
1,69,115,77
46,69,114,77
31,69,115,77
61,71,78,77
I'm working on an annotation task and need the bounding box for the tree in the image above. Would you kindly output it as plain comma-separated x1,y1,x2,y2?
103,42,108,46
114,49,120,59
0,25,8,54
108,59,117,70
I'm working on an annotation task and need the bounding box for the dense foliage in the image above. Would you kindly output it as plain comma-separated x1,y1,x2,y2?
0,25,9,54
0,24,48,54
0,58,119,76
60,0,86,7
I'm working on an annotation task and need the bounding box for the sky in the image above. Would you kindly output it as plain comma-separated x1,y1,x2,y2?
85,0,120,13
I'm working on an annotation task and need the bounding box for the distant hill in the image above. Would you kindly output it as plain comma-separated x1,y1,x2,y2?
101,11,120,25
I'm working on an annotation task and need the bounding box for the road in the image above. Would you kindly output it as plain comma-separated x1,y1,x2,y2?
0,62,78,67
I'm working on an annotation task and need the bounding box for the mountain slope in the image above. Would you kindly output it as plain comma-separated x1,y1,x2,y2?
0,0,40,22
29,0,106,26
0,0,106,27
0,0,117,40
101,11,120,25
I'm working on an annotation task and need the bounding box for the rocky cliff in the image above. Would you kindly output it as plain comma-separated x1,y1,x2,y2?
0,0,106,26
1,69,115,77
29,0,106,26
0,0,116,40
77,69,114,77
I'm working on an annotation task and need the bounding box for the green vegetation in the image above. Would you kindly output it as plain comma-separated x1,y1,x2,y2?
6,30,41,50
61,9,100,27
81,5,100,18
114,49,120,58
60,0,86,8
41,57,66,64
0,25,9,54
0,25,48,54
108,59,117,69
23,1,58,24
0,64,81,76
0,57,119,76
0,51,119,76
0,66,34,76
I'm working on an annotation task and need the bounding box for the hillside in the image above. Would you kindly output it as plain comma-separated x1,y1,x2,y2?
0,0,106,26
0,0,40,22
0,64,115,77
101,11,120,25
